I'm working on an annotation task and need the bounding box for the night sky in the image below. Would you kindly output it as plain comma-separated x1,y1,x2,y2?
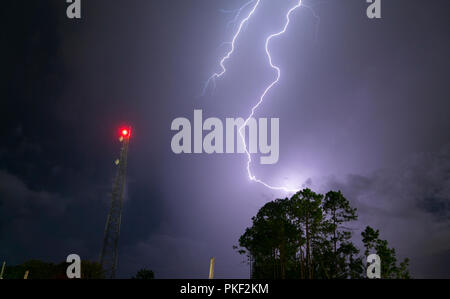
1,0,449,278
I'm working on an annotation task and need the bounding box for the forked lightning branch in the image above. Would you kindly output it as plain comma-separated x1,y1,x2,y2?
178,0,304,192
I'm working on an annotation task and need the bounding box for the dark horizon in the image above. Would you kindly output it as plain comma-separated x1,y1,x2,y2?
1,0,449,278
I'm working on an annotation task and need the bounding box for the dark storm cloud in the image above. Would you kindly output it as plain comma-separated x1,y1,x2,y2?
1,0,450,279
1,0,167,275
0,170,68,216
1,0,120,267
327,143,450,222
318,143,450,278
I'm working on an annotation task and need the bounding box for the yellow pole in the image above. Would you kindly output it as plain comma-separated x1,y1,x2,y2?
209,257,215,279
0,261,5,279
24,270,29,280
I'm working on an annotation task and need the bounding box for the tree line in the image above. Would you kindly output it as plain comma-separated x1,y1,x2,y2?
1,260,103,279
236,188,410,279
1,260,154,279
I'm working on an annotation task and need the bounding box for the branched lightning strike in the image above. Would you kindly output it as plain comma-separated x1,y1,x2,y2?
202,0,260,96
205,0,308,193
238,0,303,193
221,0,258,29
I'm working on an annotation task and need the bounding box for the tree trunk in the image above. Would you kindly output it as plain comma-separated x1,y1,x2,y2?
306,215,311,279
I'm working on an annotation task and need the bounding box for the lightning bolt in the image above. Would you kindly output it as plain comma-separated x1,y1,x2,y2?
221,0,258,29
239,0,303,193
202,0,260,96
204,0,309,193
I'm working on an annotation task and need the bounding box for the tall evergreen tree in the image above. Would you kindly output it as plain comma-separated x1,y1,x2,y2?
236,188,410,279
288,189,323,279
362,226,410,279
321,191,362,279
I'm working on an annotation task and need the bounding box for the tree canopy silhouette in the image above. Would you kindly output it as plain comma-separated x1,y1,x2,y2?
236,188,410,279
132,268,155,279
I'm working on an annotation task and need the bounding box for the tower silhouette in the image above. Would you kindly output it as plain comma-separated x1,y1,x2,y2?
100,128,131,279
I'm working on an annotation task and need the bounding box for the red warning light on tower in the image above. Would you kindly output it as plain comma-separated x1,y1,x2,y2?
119,127,131,138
